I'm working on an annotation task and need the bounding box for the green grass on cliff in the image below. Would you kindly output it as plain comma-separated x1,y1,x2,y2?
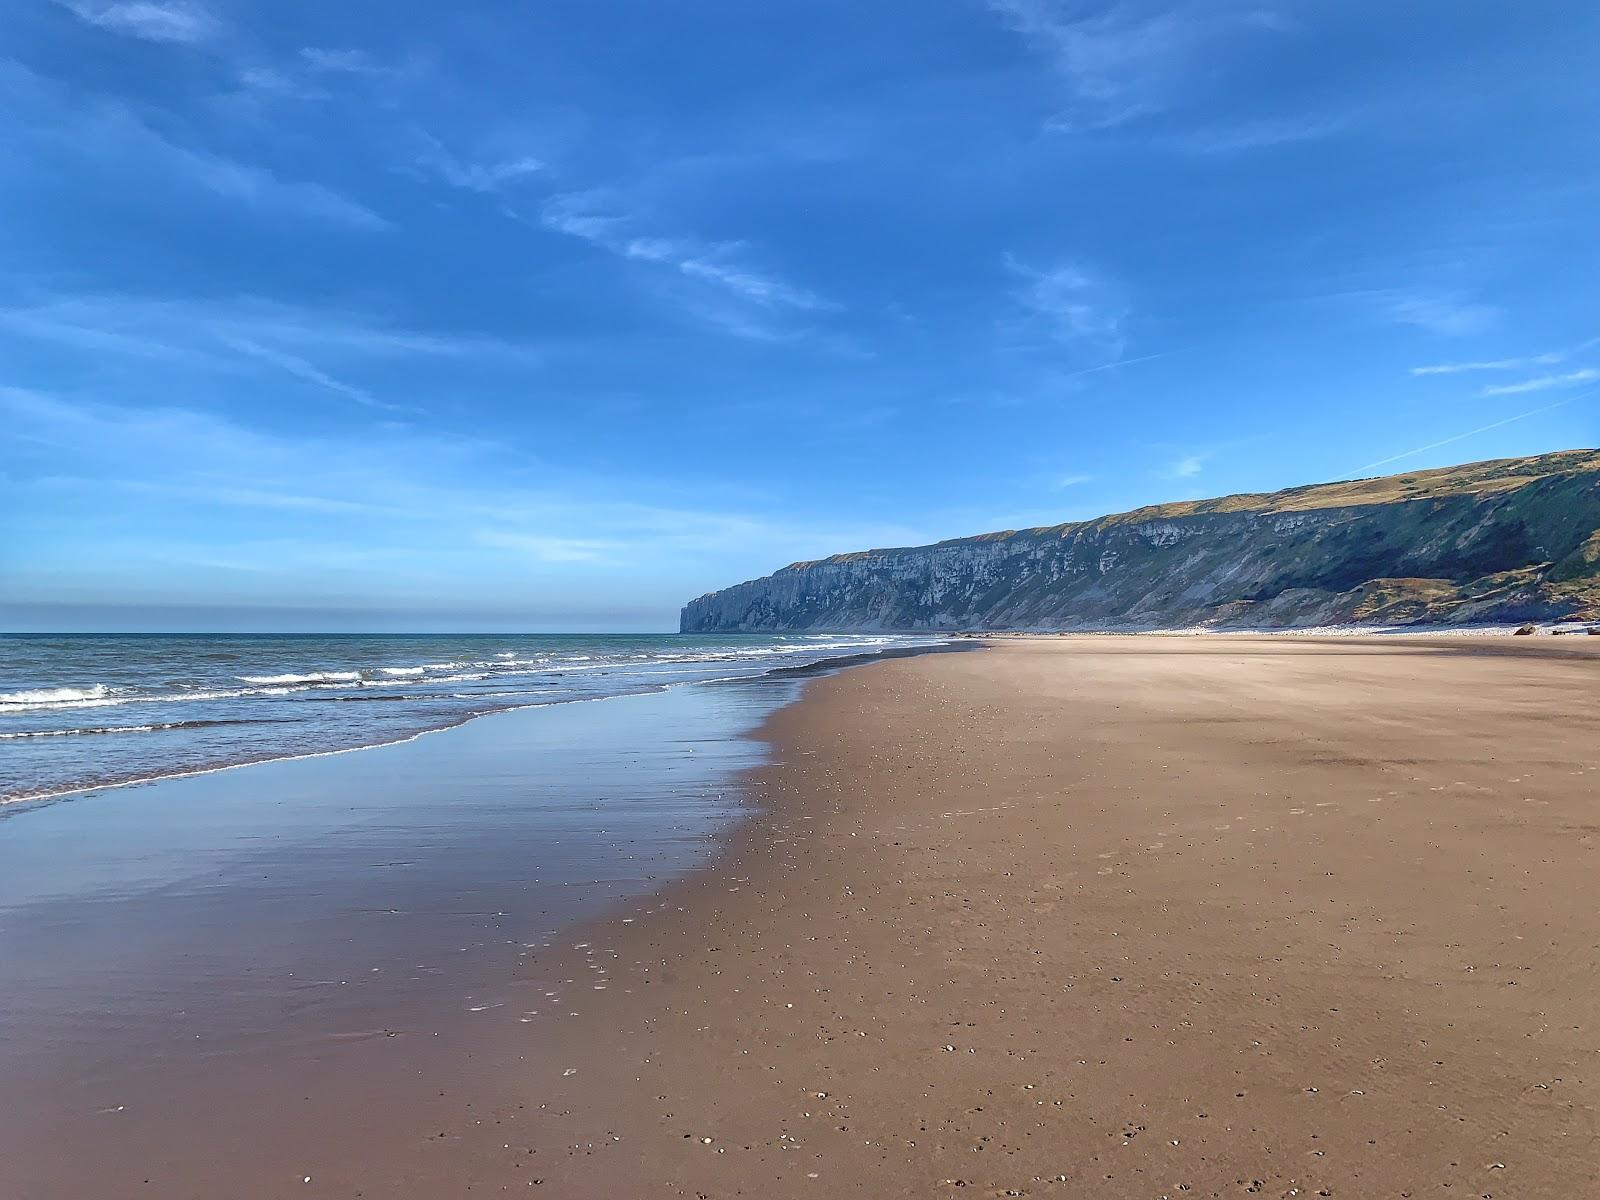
796,448,1600,568
1086,447,1600,526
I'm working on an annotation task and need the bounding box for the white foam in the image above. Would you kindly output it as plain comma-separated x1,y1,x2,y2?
238,671,362,685
0,723,163,739
0,684,112,707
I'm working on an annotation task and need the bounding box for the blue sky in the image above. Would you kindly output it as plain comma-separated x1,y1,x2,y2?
3,0,1596,631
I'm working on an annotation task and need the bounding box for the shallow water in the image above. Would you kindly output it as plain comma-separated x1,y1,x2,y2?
0,632,926,802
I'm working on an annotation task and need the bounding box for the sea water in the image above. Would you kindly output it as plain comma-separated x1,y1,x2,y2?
0,632,929,803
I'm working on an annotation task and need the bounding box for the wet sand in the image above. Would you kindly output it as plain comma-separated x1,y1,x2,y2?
0,682,790,1199
4,635,1597,1197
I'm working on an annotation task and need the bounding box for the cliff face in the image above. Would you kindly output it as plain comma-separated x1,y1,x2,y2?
681,449,1600,632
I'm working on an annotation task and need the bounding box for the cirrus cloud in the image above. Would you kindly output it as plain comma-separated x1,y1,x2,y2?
56,1,216,44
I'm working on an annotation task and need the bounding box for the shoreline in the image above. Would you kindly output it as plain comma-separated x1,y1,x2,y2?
0,637,957,811
0,640,969,1198
4,634,1596,1196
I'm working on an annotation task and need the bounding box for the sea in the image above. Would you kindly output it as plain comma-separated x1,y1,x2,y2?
0,632,934,804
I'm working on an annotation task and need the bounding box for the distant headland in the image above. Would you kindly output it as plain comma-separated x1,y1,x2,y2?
683,449,1600,632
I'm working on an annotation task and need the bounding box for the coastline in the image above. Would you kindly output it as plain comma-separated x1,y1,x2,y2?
0,641,962,1198
4,634,1597,1196
0,635,947,810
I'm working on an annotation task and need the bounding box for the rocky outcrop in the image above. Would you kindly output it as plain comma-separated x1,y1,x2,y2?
681,449,1600,632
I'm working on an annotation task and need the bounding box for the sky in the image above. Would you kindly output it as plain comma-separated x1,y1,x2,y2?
3,0,1597,632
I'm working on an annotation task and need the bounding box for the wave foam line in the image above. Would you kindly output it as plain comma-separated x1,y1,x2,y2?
238,671,362,685
0,718,277,741
0,684,113,706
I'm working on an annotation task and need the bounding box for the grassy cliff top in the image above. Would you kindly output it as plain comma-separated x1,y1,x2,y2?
790,448,1600,569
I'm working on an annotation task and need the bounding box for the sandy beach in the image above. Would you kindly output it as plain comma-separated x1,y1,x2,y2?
13,3,1597,1195
523,635,1598,1197
3,635,1597,1197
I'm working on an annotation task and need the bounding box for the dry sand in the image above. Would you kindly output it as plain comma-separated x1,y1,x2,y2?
520,635,1598,1197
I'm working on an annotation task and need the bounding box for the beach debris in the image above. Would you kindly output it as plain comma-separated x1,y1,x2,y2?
1513,624,1535,636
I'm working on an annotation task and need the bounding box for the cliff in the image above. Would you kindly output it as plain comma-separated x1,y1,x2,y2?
681,449,1600,632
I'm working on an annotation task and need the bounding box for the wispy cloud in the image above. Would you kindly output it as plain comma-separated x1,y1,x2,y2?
1410,336,1597,376
537,190,831,330
56,0,216,44
540,188,628,242
474,530,624,564
235,66,330,102
175,144,392,230
234,46,417,104
1168,452,1205,478
408,133,544,194
989,0,1290,133
1058,351,1164,378
1352,395,1590,475
1371,289,1501,337
676,250,828,310
1006,256,1129,361
1054,472,1095,488
300,47,391,76
1,61,390,231
1412,353,1561,376
989,0,1187,130
1173,111,1348,154
223,337,392,411
1480,367,1600,396
0,293,540,410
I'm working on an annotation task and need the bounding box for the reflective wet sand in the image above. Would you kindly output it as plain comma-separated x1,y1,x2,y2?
0,680,791,1198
